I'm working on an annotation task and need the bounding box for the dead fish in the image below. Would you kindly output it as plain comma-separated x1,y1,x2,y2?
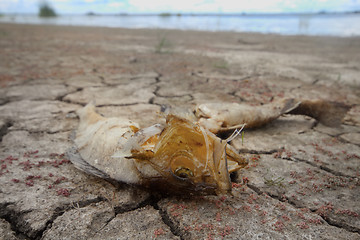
287,99,351,127
67,103,248,195
195,98,350,133
195,98,300,133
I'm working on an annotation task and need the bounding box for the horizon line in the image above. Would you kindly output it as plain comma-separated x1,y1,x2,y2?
2,10,360,16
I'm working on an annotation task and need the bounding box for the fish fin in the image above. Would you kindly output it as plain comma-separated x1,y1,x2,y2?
225,124,246,142
226,144,248,171
66,146,111,180
112,124,163,160
217,124,244,132
213,139,232,194
288,100,351,127
121,123,163,154
135,124,163,142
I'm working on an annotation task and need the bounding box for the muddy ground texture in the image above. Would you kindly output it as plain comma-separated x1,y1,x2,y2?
0,23,360,239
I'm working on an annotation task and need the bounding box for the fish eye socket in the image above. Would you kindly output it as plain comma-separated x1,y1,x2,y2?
174,167,194,179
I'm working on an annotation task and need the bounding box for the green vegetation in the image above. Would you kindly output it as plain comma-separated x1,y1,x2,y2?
159,12,172,17
86,12,96,16
0,29,8,37
155,35,172,54
264,175,286,188
337,73,342,82
39,3,57,17
262,169,286,188
214,60,229,70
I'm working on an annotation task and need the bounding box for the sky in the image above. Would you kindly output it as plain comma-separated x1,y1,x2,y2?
1,0,359,14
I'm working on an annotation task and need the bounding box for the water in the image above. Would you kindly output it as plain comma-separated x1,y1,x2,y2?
1,13,360,37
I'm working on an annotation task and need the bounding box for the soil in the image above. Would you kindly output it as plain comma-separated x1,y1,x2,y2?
0,23,359,239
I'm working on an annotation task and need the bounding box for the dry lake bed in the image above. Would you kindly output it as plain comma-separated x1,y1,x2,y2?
0,23,360,239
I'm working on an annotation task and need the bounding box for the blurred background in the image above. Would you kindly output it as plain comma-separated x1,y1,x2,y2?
0,0,359,36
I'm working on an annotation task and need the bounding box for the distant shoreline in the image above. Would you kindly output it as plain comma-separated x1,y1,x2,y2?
1,13,360,37
1,11,360,17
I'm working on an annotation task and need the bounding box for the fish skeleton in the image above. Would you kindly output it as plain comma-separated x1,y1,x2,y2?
67,103,248,195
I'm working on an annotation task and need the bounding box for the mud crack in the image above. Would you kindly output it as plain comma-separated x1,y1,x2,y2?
36,197,106,240
148,86,161,105
0,197,105,240
56,87,83,102
0,202,30,240
292,157,355,178
318,214,360,234
238,149,279,155
247,183,360,234
113,193,154,215
150,196,188,240
0,120,12,142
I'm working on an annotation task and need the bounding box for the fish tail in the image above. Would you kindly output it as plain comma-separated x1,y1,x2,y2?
76,101,104,125
76,101,95,120
279,98,301,115
288,100,350,127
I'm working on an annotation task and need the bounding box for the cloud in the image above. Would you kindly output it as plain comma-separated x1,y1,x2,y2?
108,2,126,8
125,0,324,13
0,0,359,14
128,0,222,12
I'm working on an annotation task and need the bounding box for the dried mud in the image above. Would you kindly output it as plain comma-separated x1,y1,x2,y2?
0,23,359,239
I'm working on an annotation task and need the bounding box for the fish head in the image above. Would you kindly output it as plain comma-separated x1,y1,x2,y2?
145,115,233,195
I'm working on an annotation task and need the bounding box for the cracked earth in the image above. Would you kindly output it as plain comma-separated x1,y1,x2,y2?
0,23,359,239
